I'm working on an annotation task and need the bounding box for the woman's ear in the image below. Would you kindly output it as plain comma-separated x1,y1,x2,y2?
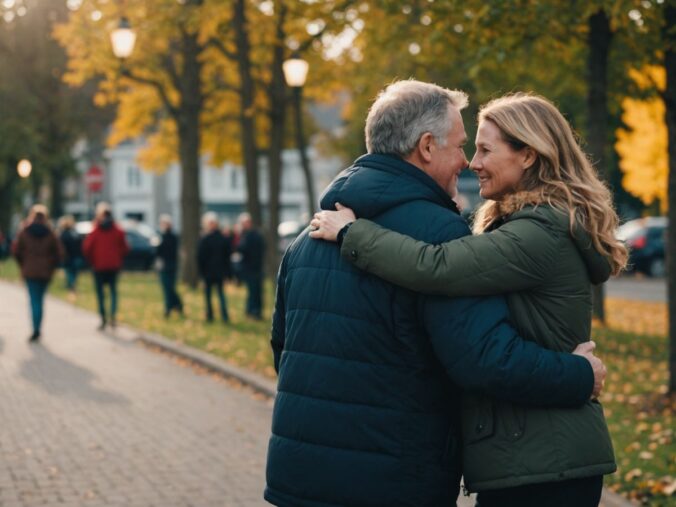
522,147,537,170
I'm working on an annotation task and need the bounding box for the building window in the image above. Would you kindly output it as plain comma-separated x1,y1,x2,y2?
210,168,224,188
127,166,142,188
230,168,239,189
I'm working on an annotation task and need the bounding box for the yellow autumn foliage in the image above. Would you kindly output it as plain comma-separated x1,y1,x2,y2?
615,66,668,213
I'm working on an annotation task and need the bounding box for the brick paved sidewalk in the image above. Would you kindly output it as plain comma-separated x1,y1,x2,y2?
0,281,271,507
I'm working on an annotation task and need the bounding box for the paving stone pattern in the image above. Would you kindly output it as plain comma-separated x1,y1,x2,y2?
0,281,272,507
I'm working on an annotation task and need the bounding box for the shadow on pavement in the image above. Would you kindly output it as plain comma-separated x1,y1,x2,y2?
19,343,129,405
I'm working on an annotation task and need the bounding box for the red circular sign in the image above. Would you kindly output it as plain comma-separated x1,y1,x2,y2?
85,165,104,193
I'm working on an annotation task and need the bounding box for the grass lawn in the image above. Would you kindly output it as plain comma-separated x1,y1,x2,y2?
1,261,673,505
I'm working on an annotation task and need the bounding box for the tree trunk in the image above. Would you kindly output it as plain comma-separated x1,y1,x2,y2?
234,0,262,227
293,86,317,217
664,1,676,393
177,32,203,288
586,9,613,323
50,165,64,219
178,118,201,288
266,1,287,277
0,168,17,236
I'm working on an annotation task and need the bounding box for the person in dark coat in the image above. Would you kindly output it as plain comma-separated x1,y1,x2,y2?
0,227,7,259
83,203,130,330
156,214,183,318
12,204,64,341
236,212,265,319
58,215,82,295
264,80,607,507
197,212,231,322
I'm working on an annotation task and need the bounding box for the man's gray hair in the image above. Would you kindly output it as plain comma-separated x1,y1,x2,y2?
202,211,219,229
365,80,468,157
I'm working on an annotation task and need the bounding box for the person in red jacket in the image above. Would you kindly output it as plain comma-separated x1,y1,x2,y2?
83,203,129,330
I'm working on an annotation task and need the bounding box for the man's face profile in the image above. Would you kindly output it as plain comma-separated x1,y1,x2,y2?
426,106,468,198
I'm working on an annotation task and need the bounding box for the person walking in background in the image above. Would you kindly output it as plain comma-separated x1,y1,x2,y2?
236,212,265,319
12,204,63,342
197,212,231,323
57,215,82,299
83,203,129,330
0,227,7,260
156,214,183,318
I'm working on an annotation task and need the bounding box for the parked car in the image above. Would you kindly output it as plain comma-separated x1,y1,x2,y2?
616,217,667,277
75,219,160,271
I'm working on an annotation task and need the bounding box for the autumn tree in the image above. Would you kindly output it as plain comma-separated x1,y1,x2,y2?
207,0,356,274
663,0,675,393
616,66,668,213
0,0,100,222
55,0,240,286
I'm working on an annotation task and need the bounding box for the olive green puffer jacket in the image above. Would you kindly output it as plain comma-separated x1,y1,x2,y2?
340,194,616,492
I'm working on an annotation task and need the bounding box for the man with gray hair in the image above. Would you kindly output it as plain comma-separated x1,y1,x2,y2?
236,212,265,319
156,214,183,318
197,212,231,323
264,80,606,506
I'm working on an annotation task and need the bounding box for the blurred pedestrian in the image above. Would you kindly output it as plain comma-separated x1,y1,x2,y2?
83,203,129,330
197,212,231,323
156,214,183,318
222,222,235,282
12,204,64,342
236,212,265,319
57,215,82,298
0,227,7,259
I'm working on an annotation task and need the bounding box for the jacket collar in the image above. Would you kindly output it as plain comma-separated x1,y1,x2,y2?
494,190,546,217
320,153,460,217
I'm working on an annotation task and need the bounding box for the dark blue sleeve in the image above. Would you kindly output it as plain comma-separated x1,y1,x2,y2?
271,252,289,373
421,291,593,407
417,213,593,408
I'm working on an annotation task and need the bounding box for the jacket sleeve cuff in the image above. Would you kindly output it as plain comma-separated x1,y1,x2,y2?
339,219,378,270
563,354,594,406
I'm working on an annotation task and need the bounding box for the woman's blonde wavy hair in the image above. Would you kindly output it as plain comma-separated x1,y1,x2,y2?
472,93,628,275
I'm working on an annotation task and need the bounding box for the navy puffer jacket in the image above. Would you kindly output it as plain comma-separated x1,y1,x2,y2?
264,154,593,507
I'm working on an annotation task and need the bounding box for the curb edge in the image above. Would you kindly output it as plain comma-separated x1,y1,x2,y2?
136,332,278,399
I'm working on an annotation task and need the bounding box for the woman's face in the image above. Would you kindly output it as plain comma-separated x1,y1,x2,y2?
470,120,531,201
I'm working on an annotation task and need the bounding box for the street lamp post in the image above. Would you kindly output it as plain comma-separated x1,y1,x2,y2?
17,159,33,211
283,53,316,217
110,17,136,59
17,159,32,179
108,14,206,286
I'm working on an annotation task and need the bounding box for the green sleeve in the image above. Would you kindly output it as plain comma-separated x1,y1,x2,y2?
340,216,559,296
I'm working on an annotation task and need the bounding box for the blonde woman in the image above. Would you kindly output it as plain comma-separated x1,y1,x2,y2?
310,93,627,507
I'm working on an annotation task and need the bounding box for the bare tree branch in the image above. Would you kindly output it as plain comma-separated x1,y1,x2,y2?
207,37,237,61
201,114,239,129
121,68,179,117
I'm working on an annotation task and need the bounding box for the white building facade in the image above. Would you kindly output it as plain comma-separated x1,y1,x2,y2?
67,138,345,231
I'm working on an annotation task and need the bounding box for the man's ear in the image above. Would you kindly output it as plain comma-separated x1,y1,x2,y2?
417,132,435,163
